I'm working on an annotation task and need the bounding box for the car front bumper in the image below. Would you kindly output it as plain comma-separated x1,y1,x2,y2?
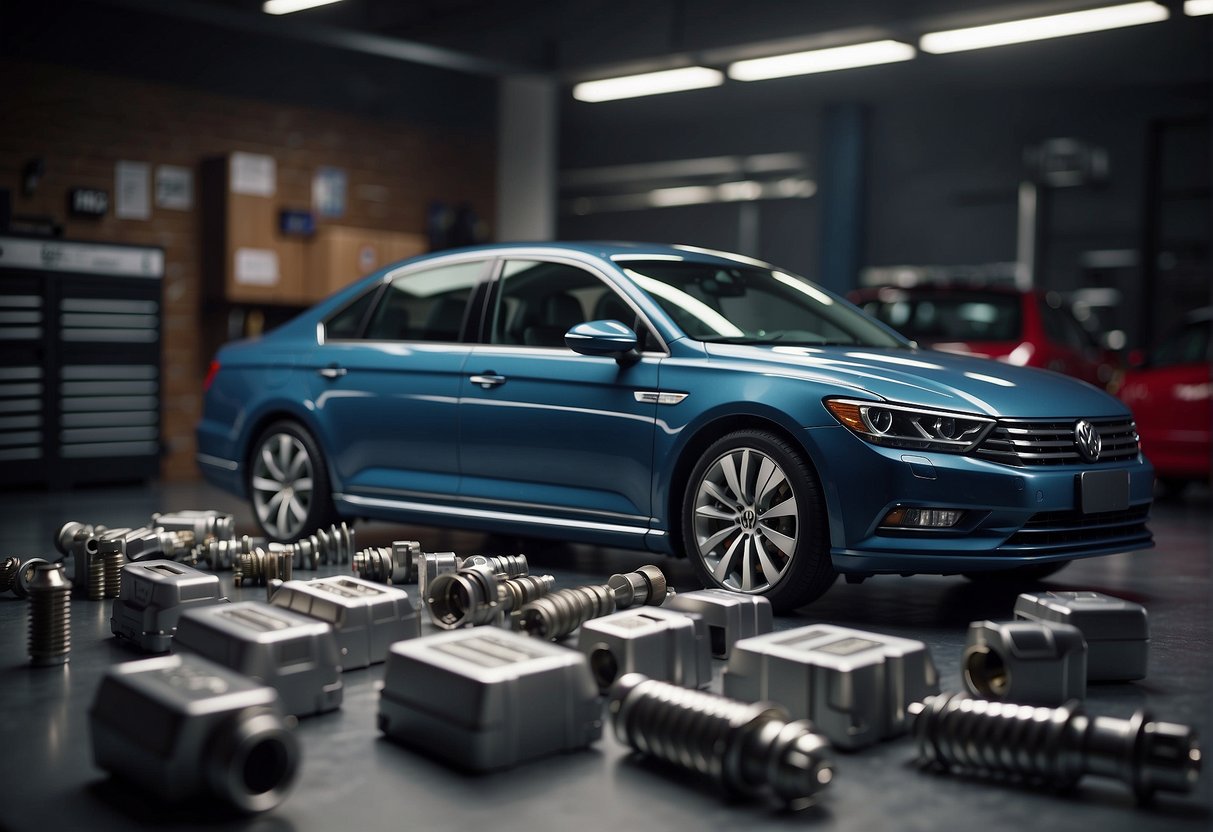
805,425,1155,575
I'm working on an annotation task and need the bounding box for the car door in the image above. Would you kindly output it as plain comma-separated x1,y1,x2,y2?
457,256,664,535
305,257,491,497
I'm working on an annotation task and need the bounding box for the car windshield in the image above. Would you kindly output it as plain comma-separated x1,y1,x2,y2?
1149,318,1212,367
620,261,906,348
857,290,1022,343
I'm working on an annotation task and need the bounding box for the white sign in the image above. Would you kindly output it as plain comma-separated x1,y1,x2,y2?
234,248,279,286
115,161,151,220
155,165,193,211
0,236,164,278
230,152,276,197
312,166,347,218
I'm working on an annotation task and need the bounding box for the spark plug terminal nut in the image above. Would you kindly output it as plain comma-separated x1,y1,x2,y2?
609,673,834,808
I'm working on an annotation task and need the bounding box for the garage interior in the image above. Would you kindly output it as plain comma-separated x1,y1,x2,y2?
0,0,1210,829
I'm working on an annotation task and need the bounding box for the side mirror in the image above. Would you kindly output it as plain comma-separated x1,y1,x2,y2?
565,320,639,362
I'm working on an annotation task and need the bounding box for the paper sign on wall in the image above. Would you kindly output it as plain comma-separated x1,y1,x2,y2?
234,247,279,286
230,152,276,197
312,166,347,218
115,161,151,220
155,165,193,211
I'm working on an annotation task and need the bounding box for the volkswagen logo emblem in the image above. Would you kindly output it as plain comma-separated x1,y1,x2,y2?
740,508,757,532
1074,419,1101,462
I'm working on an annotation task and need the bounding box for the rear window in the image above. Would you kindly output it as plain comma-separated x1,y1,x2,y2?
858,292,1022,343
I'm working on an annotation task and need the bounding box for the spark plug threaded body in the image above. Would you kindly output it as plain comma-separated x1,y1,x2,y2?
515,566,668,641
28,563,71,666
910,692,1201,800
609,674,834,807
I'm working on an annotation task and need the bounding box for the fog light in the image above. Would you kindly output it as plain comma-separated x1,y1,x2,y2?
882,508,964,528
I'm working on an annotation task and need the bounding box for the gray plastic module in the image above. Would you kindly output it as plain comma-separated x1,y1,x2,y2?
110,560,228,652
665,588,774,658
174,601,343,717
89,652,299,814
378,628,602,771
577,606,712,691
1014,590,1149,681
963,619,1087,705
724,623,939,750
268,575,420,669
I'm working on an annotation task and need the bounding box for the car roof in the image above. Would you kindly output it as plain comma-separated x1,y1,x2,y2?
850,283,1028,299
405,241,776,270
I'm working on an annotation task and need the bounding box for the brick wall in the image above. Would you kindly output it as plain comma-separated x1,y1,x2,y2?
0,59,495,481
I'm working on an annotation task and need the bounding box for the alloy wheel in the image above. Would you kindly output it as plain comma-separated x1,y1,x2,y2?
251,432,314,540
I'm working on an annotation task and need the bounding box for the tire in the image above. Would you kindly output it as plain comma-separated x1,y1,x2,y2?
247,420,338,543
681,429,836,613
963,561,1071,583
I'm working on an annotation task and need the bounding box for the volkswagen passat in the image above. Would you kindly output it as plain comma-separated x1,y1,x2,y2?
198,243,1153,611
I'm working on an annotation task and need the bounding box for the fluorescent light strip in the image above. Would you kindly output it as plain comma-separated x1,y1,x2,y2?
729,40,916,81
920,2,1169,54
573,67,724,102
263,0,343,15
1186,0,1213,15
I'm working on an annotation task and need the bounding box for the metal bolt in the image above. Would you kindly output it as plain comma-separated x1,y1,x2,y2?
194,536,248,571
86,545,107,601
909,691,1202,801
515,566,668,641
100,537,125,599
427,562,554,629
293,523,355,568
13,557,50,599
233,545,293,587
352,545,412,584
609,673,835,808
0,556,19,594
28,563,71,666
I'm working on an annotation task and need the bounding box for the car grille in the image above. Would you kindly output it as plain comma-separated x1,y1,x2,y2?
999,505,1152,554
973,418,1139,466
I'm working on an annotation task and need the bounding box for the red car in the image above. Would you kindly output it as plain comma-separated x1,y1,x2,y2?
1114,309,1212,491
849,285,1119,388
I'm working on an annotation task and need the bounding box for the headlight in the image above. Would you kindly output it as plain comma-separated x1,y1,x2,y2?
824,398,995,452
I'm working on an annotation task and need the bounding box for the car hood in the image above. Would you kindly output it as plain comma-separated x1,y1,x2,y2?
702,343,1127,418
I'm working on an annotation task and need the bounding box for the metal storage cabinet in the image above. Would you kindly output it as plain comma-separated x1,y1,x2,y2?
0,236,164,487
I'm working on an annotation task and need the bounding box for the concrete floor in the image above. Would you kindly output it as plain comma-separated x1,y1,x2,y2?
0,479,1209,831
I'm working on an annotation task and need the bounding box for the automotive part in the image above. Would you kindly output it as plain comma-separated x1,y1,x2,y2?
578,607,711,691
417,551,529,598
378,628,602,771
351,540,421,584
90,653,299,813
1014,590,1149,681
426,561,553,629
665,588,774,658
723,623,938,749
963,620,1086,705
150,509,235,543
910,691,1201,800
28,562,70,666
110,560,227,653
515,566,667,641
268,575,420,669
609,673,834,808
174,601,342,717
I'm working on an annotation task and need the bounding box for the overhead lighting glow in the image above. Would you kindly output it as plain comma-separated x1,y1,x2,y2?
728,40,916,81
572,67,724,102
919,2,1169,54
263,0,343,14
1186,0,1213,15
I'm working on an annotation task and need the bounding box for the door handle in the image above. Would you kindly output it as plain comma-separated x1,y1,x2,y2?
469,373,506,389
318,365,347,379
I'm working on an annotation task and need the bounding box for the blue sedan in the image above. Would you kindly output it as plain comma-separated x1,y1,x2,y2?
197,243,1153,611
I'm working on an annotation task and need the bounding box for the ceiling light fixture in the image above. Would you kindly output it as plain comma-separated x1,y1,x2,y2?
572,67,724,102
728,40,916,81
1185,0,1213,15
919,2,1169,54
263,0,344,15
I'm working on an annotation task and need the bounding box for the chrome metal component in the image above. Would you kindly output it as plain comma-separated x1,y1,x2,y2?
89,653,300,813
426,562,554,629
175,601,343,717
54,521,104,557
196,536,250,571
910,692,1202,801
1014,591,1149,681
291,522,356,569
417,551,529,598
515,583,616,641
351,542,417,584
378,628,602,771
666,588,774,658
99,536,126,600
606,564,667,608
724,623,939,750
251,431,315,540
692,447,798,593
268,575,420,669
111,560,228,653
14,557,50,599
28,562,71,666
233,545,294,587
151,509,235,543
609,674,834,808
86,540,108,601
0,556,19,594
579,607,711,691
963,620,1087,706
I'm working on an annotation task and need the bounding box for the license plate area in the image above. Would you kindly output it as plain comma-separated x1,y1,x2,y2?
1079,469,1130,514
